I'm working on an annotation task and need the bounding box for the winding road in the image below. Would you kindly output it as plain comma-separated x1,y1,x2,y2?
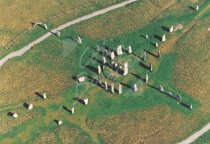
0,0,137,68
178,123,210,144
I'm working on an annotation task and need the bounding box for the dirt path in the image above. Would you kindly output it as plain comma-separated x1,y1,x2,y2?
178,123,210,144
0,0,137,68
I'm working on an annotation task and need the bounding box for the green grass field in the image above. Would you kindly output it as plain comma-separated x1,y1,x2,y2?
0,0,210,143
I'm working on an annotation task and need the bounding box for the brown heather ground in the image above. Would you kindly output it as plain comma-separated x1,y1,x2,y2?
0,61,72,106
32,132,57,144
0,0,124,55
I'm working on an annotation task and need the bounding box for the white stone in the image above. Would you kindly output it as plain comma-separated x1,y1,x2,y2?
145,35,149,39
111,83,115,93
118,84,122,94
174,24,183,31
42,93,47,100
58,120,63,125
145,74,149,83
155,42,159,48
168,92,173,96
77,36,82,44
149,63,153,72
98,65,101,74
103,57,106,64
158,50,161,58
159,85,164,92
56,31,61,37
83,98,88,105
196,5,199,11
28,104,33,110
78,76,85,82
104,81,108,90
111,51,115,60
162,34,166,42
189,104,193,109
44,24,48,30
128,46,132,54
133,84,138,92
123,62,128,76
13,113,18,118
96,45,100,51
70,107,75,114
116,45,123,55
143,52,147,62
169,25,174,33
208,28,210,31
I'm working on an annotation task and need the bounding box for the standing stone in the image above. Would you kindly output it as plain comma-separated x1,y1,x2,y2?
155,42,159,48
116,45,123,55
123,62,128,76
28,104,33,110
58,120,63,125
44,24,48,30
103,49,108,56
128,46,132,54
157,50,161,58
77,36,82,44
145,74,149,84
56,31,61,37
98,65,101,74
189,104,193,109
111,51,115,60
145,35,149,39
42,93,47,100
78,76,85,82
111,83,115,93
159,85,164,92
118,84,122,94
103,57,107,64
70,107,75,114
133,83,138,92
12,113,18,119
162,34,166,42
176,94,182,101
168,92,173,96
96,45,100,52
143,52,147,62
83,98,88,105
104,81,108,90
196,5,199,11
149,63,153,72
169,25,174,33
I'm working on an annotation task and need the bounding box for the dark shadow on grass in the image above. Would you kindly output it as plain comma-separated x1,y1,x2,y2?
73,97,85,105
23,103,29,109
154,34,162,41
180,102,191,109
139,61,150,71
121,82,132,89
144,49,158,58
161,26,170,32
131,73,145,83
7,112,14,117
86,65,98,74
187,6,196,10
35,92,43,99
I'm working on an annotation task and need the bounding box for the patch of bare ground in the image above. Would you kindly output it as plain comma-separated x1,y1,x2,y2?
0,61,72,106
86,106,198,144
